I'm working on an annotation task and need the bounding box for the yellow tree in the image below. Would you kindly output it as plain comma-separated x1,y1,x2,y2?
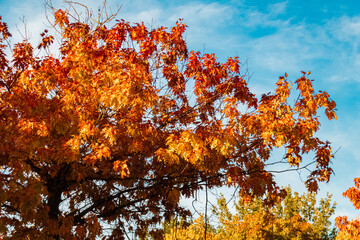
165,188,337,240
0,3,336,240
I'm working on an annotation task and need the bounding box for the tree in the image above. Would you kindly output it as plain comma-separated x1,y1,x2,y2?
0,2,337,239
335,178,360,240
163,216,216,240
164,187,337,240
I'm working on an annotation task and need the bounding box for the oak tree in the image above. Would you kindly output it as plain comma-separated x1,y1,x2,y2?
0,2,337,239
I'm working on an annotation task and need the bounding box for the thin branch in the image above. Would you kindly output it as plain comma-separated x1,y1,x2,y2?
204,177,208,240
2,204,21,214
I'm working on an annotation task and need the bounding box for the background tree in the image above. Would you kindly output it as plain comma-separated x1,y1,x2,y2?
0,2,336,239
165,187,337,240
335,178,360,240
163,216,216,240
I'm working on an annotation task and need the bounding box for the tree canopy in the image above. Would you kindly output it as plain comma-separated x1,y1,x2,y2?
164,187,337,240
0,2,336,239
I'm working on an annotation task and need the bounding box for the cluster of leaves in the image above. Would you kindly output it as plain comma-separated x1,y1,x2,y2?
335,178,360,240
0,2,336,239
164,187,337,240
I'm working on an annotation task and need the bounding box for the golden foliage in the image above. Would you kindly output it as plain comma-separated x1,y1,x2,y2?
165,188,337,240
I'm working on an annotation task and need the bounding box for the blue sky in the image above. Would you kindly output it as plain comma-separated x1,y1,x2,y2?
1,0,360,222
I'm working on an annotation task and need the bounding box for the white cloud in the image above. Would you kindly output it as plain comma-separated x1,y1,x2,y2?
168,2,232,24
329,15,360,42
267,1,288,16
127,9,163,25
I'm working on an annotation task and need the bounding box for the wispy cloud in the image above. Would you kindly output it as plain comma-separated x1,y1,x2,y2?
328,15,360,43
267,1,288,16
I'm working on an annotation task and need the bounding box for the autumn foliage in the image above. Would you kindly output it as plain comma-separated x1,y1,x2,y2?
164,187,337,240
335,178,360,239
0,3,336,239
